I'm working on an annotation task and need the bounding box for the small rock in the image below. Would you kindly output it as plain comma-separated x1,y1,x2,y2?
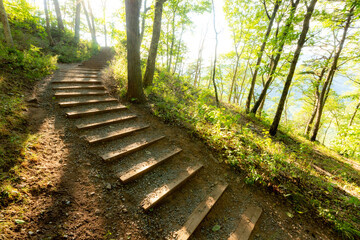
122,208,128,213
90,192,95,196
122,198,125,202
26,97,38,104
65,200,71,205
28,231,34,235
105,183,112,190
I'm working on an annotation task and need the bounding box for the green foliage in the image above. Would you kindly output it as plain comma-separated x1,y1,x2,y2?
331,125,360,160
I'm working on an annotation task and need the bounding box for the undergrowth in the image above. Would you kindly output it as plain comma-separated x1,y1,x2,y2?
145,73,360,239
107,43,360,238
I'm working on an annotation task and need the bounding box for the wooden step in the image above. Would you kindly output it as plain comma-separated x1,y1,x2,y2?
60,70,99,74
61,75,98,78
175,183,228,240
76,115,137,130
228,206,262,240
53,85,105,90
66,105,127,119
59,98,118,107
54,92,107,98
118,148,182,183
86,125,150,144
52,80,102,84
101,136,165,162
141,164,203,211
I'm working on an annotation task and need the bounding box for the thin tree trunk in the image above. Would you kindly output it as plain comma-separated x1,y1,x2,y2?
167,8,177,72
194,27,207,86
140,0,150,45
87,0,97,44
143,0,167,87
173,24,184,75
269,0,317,136
82,0,93,40
74,0,81,44
0,0,13,45
348,100,360,127
44,0,54,46
310,4,355,141
125,0,145,102
103,0,107,46
304,57,331,136
211,0,219,106
53,0,64,32
245,0,281,113
251,0,299,114
322,118,332,145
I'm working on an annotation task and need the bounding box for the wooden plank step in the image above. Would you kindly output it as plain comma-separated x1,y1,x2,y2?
53,85,105,90
101,136,165,162
119,148,182,183
76,115,137,130
60,70,99,73
175,183,228,240
66,105,127,119
54,92,107,98
141,164,203,211
87,125,150,144
61,75,98,78
52,80,102,84
228,206,263,240
59,98,118,107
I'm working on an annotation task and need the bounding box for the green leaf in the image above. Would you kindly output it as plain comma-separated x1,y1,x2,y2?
286,212,294,218
15,219,25,224
212,224,221,232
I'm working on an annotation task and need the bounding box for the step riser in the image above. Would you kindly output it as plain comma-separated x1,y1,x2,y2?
76,115,137,130
61,75,99,78
67,107,127,119
55,93,107,98
52,81,102,84
141,165,203,211
53,86,105,90
119,148,182,183
59,99,118,108
101,136,165,162
87,126,150,144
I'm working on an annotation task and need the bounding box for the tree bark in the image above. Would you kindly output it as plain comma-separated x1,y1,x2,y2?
310,4,355,141
348,100,360,127
143,0,167,87
53,0,64,32
74,0,81,44
140,0,150,45
245,0,281,113
211,0,219,106
251,0,299,114
167,8,177,72
0,0,13,46
125,0,145,101
269,0,317,136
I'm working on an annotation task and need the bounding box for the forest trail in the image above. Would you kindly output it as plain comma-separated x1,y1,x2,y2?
4,49,340,239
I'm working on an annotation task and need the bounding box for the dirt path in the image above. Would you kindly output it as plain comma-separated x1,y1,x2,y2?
1,49,341,240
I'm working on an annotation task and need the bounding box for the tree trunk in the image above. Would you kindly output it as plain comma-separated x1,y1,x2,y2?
53,0,64,32
0,0,13,45
143,0,167,87
82,0,95,43
125,0,145,101
269,0,317,136
74,0,81,44
211,0,219,106
228,53,241,103
167,8,177,72
87,0,97,44
348,100,360,127
173,24,184,75
102,0,107,46
322,118,332,145
245,0,281,113
310,4,355,141
251,0,299,114
44,0,54,46
304,57,331,136
140,0,150,45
